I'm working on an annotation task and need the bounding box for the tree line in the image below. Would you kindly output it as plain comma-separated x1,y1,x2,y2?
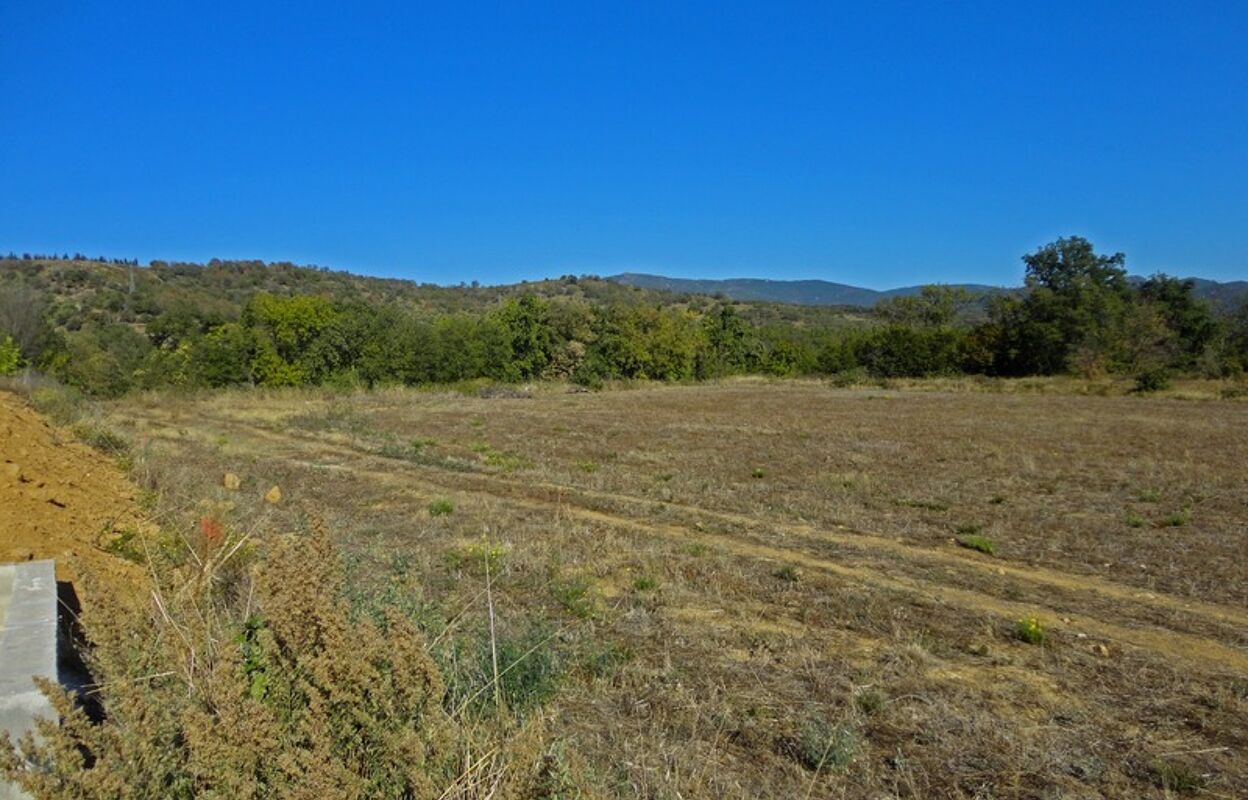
2,237,1246,396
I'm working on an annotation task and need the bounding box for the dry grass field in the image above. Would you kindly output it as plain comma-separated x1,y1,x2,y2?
103,379,1248,798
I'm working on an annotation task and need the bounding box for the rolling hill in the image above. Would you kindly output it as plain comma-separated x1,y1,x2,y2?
608,272,1248,309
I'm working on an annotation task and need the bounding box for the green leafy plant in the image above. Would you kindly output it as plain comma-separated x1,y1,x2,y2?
1014,615,1046,645
428,497,454,516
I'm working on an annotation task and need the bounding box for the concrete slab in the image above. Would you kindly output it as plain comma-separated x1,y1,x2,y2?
0,560,57,800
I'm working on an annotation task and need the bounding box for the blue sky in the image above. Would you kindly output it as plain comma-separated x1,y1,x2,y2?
2,2,1245,288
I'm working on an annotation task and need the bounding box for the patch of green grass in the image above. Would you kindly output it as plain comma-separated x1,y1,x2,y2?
443,626,562,717
428,498,454,517
751,467,767,479
773,564,801,583
632,575,658,592
579,641,632,680
1137,488,1162,503
577,460,599,473
956,533,995,555
377,438,475,472
1123,511,1146,528
445,538,508,576
1014,615,1046,645
551,576,597,619
899,498,950,512
471,442,530,472
686,543,710,557
1148,759,1206,793
854,688,886,716
100,527,145,564
71,421,129,455
1161,509,1191,527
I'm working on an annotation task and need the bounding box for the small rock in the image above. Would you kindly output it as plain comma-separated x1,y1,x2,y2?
1095,644,1110,657
264,485,282,504
3,462,20,480
223,472,241,490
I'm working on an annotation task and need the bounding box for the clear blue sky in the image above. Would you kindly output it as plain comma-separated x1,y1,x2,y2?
2,2,1245,288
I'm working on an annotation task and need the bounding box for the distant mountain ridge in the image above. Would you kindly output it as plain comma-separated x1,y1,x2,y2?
607,272,1248,309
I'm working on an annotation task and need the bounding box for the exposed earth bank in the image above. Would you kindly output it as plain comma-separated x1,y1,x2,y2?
0,391,146,601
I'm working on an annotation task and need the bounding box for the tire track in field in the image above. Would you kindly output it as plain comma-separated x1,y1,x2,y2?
132,411,1248,674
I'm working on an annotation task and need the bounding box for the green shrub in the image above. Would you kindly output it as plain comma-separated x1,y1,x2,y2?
428,497,454,516
1133,367,1171,393
1123,511,1146,528
0,334,19,375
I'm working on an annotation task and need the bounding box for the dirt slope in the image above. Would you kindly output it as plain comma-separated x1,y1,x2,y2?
0,392,146,598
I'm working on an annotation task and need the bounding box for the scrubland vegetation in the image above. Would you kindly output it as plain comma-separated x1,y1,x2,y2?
4,238,1248,398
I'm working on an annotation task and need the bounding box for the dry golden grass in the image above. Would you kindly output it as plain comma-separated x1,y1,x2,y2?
97,379,1248,798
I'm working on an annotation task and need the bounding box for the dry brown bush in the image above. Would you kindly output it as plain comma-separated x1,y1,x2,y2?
0,520,560,799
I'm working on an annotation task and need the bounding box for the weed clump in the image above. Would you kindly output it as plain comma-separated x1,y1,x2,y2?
778,719,859,772
550,576,597,619
632,575,658,592
955,531,995,555
446,538,508,576
1147,758,1206,793
428,497,454,517
1014,615,1047,645
0,522,458,798
1161,509,1190,527
773,564,801,583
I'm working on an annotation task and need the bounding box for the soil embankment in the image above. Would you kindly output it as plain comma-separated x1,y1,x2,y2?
0,392,146,601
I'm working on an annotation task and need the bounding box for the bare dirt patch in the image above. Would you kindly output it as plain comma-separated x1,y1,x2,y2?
0,391,146,600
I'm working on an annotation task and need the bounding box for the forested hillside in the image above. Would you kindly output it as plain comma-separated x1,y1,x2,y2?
1,238,1246,397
